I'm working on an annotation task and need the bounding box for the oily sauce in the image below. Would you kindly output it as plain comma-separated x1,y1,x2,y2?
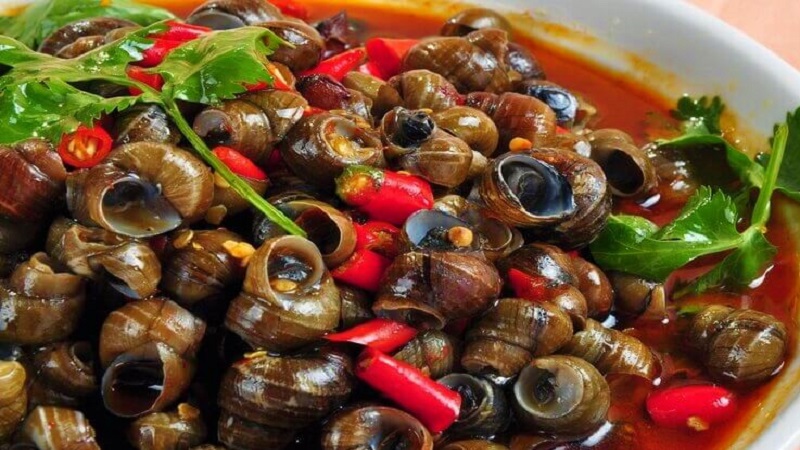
135,1,800,448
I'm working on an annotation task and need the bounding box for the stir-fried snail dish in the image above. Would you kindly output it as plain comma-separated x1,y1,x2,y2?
0,0,799,449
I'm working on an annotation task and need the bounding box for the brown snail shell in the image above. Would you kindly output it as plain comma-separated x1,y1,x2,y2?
160,229,248,308
187,0,284,29
374,251,501,330
342,72,404,118
466,92,556,151
253,198,357,268
586,129,658,198
193,89,307,167
128,403,207,450
572,257,614,319
399,210,483,254
296,75,373,122
224,236,341,352
506,42,545,81
281,112,385,188
259,20,324,72
0,252,86,345
39,17,136,57
321,405,433,450
339,285,375,328
0,139,66,223
66,143,214,238
434,195,524,261
388,69,462,112
609,272,666,320
218,349,353,450
210,173,270,223
114,104,181,146
99,297,206,368
512,355,610,435
441,8,512,36
688,305,787,385
442,441,509,450
27,342,97,410
403,29,513,94
0,361,26,442
433,106,500,157
102,342,195,418
392,330,458,379
19,406,100,450
462,298,573,379
438,374,509,440
560,319,658,380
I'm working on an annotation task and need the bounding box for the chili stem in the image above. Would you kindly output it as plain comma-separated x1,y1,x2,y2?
164,99,306,237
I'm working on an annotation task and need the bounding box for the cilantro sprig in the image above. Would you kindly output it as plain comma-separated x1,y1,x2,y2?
0,22,305,237
590,95,796,294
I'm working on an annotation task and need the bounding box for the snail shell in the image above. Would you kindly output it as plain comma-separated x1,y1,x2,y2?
393,330,458,379
466,92,556,151
128,403,207,450
438,373,509,440
560,319,658,380
187,0,283,29
586,129,658,199
462,298,573,379
28,342,97,410
374,251,501,330
99,297,206,368
0,252,86,345
218,349,353,450
225,236,341,352
20,406,100,450
0,139,66,223
441,441,509,450
512,355,610,435
441,8,512,36
0,361,26,442
321,405,433,450
688,305,788,385
388,69,462,112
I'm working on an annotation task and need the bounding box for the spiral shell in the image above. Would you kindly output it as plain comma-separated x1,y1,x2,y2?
392,330,458,379
0,139,66,223
28,342,97,410
20,406,100,450
0,361,26,442
321,406,433,450
128,403,207,450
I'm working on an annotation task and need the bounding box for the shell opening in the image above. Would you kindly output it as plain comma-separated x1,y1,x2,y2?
498,156,576,218
105,357,165,417
102,174,181,238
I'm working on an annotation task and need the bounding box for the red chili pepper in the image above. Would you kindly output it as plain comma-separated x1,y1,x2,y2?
336,165,434,226
507,268,550,301
300,48,367,82
356,347,461,433
212,146,268,181
126,66,164,95
331,248,392,292
245,63,293,92
268,0,309,20
303,106,327,117
646,385,737,430
325,318,418,353
139,38,184,67
357,61,385,79
355,221,400,258
556,126,570,135
365,38,419,79
150,20,211,42
57,124,113,168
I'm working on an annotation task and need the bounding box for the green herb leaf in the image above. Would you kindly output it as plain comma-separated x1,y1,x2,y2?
590,188,744,281
672,95,725,135
0,79,138,144
761,108,800,201
158,27,283,105
1,0,174,49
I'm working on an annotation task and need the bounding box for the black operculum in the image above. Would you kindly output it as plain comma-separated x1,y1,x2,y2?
392,109,435,147
520,82,578,125
501,157,576,218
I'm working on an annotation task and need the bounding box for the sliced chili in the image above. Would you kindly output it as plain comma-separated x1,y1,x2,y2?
357,61,385,79
507,268,550,301
646,385,737,430
325,318,418,353
57,124,113,168
300,48,367,82
365,38,419,79
150,20,211,42
356,346,461,433
126,66,164,95
355,221,400,259
245,63,293,92
268,0,309,20
139,38,184,68
212,146,268,181
331,248,392,293
336,165,434,226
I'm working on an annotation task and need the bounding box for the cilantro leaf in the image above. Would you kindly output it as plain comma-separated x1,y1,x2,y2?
672,95,725,135
0,79,138,144
762,108,800,201
590,188,745,281
158,27,283,105
1,0,174,49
